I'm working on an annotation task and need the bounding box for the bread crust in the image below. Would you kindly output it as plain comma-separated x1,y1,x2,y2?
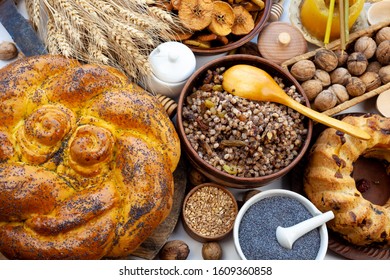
304,114,390,247
0,55,180,259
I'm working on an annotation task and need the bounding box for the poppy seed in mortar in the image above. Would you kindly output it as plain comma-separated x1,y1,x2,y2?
238,196,321,260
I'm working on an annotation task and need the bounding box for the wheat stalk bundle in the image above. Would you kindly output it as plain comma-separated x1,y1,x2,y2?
25,0,186,83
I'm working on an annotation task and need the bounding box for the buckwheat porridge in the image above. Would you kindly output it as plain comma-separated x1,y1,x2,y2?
182,66,308,178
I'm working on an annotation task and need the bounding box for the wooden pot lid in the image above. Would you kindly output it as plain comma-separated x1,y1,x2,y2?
257,22,308,65
377,89,390,118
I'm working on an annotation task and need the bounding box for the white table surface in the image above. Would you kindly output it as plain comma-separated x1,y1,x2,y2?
0,0,382,261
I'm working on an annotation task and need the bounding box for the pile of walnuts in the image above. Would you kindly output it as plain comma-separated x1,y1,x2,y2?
163,0,265,48
288,26,390,112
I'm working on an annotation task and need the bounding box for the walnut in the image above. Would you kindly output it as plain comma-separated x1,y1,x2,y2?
329,84,349,104
359,72,381,92
0,41,18,60
314,49,338,72
367,61,382,73
188,167,208,186
313,89,337,112
202,242,222,260
159,240,190,260
347,52,368,76
346,77,366,97
354,36,377,59
313,69,331,87
379,65,390,84
290,59,316,81
242,189,261,203
375,27,390,45
235,41,260,56
334,49,349,67
330,67,351,85
301,79,323,101
376,40,390,65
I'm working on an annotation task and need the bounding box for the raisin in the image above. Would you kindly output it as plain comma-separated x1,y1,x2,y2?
356,179,370,193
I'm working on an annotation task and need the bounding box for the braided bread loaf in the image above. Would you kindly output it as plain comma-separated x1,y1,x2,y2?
304,114,390,247
0,55,180,259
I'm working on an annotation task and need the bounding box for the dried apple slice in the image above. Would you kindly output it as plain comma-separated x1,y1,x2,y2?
197,33,218,42
183,39,211,48
251,0,265,10
231,5,255,35
208,1,235,36
178,0,213,31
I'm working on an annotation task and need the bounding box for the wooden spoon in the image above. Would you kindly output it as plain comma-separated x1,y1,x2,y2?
222,65,371,140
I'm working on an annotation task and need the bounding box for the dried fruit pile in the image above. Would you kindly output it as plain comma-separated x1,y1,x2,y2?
164,0,265,48
285,25,390,113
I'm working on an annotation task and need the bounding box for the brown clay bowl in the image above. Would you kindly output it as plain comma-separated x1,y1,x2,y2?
176,54,313,189
182,183,238,242
187,0,272,55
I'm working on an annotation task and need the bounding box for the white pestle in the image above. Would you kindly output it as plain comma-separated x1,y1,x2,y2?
276,210,335,249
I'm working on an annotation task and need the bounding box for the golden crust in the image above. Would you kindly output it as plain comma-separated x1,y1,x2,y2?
0,55,180,259
304,114,390,247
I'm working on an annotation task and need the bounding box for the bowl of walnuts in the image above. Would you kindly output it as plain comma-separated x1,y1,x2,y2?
170,0,271,54
177,54,313,188
281,22,390,116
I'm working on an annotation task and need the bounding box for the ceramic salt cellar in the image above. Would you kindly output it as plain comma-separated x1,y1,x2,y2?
145,41,196,100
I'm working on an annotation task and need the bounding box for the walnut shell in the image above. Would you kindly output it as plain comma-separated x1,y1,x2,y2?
354,36,377,59
314,49,338,72
375,27,390,45
379,65,390,84
159,240,190,260
329,84,349,104
0,41,18,60
290,60,316,81
347,52,368,76
313,69,331,87
202,242,222,260
367,61,382,73
333,49,349,67
359,72,381,92
242,189,261,203
330,67,351,85
346,77,366,97
376,40,390,65
313,89,337,112
301,79,323,101
188,167,208,186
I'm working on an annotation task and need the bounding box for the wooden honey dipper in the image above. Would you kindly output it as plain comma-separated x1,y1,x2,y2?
269,0,285,22
156,94,178,118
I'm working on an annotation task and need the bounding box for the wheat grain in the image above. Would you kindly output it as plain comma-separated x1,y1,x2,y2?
90,0,116,14
110,3,151,27
55,0,85,26
45,21,60,55
25,0,185,82
26,0,45,35
48,20,73,57
74,0,98,17
112,21,154,46
112,33,150,70
50,10,83,48
148,6,174,23
86,44,110,65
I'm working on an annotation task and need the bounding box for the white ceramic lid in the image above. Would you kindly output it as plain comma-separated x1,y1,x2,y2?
149,42,196,83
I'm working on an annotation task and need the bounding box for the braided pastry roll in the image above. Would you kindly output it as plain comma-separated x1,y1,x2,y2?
0,55,180,259
304,114,390,247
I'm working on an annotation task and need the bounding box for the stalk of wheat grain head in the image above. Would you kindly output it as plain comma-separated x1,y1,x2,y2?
24,0,186,84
